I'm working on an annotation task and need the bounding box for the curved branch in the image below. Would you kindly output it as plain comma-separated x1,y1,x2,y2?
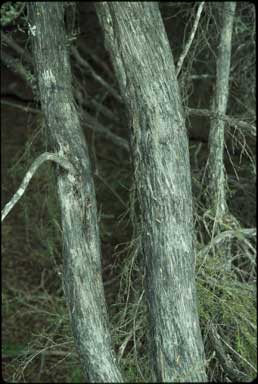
1,152,75,222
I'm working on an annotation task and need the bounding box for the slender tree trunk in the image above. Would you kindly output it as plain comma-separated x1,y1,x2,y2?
96,3,207,382
207,2,236,219
28,3,123,382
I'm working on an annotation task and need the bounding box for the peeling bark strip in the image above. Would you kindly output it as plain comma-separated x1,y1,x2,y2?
96,3,207,382
28,3,122,382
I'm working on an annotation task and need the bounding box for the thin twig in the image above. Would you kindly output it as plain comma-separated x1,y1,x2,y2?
79,44,114,78
81,114,129,152
209,324,252,382
72,46,122,103
1,99,40,114
197,227,256,275
21,341,73,375
1,51,34,88
219,334,257,373
95,173,127,208
1,152,75,222
1,99,129,151
1,31,32,65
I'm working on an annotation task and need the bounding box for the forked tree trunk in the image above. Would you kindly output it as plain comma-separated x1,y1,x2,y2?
28,3,123,382
96,3,207,382
207,2,236,219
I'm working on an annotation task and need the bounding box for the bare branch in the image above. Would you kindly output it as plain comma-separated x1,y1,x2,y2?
198,227,256,259
186,107,256,137
1,99,39,114
1,31,33,65
1,100,129,151
209,324,251,382
1,153,75,222
1,51,34,87
176,2,205,76
81,111,129,152
79,44,114,79
71,46,123,103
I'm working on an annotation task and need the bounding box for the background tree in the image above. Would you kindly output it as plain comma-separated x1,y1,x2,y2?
207,2,236,223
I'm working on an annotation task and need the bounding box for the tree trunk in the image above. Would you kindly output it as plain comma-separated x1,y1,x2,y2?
28,3,123,382
207,2,236,219
96,2,207,382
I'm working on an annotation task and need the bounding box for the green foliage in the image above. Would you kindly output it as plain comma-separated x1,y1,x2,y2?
2,343,27,358
70,367,83,383
197,255,257,379
0,2,24,28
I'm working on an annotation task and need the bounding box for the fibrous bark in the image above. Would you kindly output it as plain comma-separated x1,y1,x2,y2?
96,2,207,382
207,2,236,219
28,3,123,382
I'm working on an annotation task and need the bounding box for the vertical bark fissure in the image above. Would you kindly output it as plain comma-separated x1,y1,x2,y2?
96,3,207,382
28,3,123,382
208,2,236,219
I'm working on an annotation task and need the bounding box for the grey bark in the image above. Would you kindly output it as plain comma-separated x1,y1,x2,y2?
207,2,236,218
96,2,207,382
28,3,123,382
